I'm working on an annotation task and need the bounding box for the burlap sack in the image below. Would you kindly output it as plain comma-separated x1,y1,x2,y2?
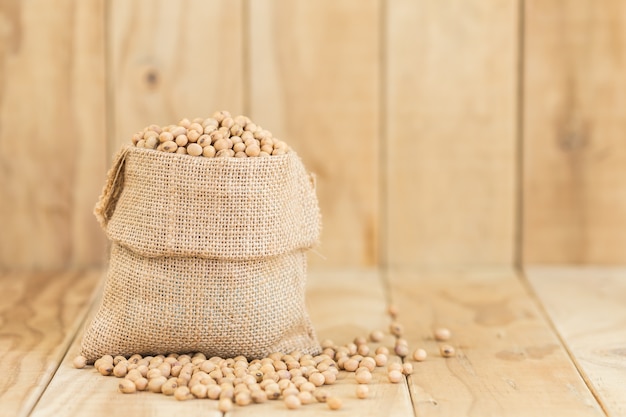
81,145,321,361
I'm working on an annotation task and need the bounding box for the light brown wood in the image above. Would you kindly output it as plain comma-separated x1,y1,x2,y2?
526,266,626,416
108,0,245,152
15,266,626,416
248,0,380,268
388,267,604,416
32,269,414,416
0,0,107,270
385,0,518,267
0,270,101,417
308,269,390,343
523,1,626,264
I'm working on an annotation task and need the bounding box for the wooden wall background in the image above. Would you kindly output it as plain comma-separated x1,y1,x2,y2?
1,0,625,272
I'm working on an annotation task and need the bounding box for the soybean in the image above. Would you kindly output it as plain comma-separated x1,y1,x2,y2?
73,356,87,369
131,112,292,158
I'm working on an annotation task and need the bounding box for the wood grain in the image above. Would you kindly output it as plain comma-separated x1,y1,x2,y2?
0,270,101,417
0,0,107,270
15,266,626,416
4,0,626,270
523,1,626,264
526,266,626,416
388,267,604,416
385,0,518,267
108,0,245,152
32,269,414,416
247,0,380,268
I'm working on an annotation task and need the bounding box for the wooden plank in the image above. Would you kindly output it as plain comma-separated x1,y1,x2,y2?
247,0,380,268
385,0,518,266
0,0,107,270
229,269,413,416
30,302,223,416
523,1,626,264
388,267,604,416
0,270,101,417
32,269,414,416
526,266,626,416
108,0,245,152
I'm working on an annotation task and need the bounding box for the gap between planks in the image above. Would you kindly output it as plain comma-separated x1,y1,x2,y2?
526,266,626,417
518,267,611,417
388,266,605,417
0,270,102,417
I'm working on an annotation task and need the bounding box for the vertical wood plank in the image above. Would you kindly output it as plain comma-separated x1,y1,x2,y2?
523,1,626,264
247,0,380,268
0,0,107,270
0,270,100,417
109,0,245,152
386,0,518,267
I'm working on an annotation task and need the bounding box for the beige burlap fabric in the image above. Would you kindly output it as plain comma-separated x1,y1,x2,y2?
81,146,321,361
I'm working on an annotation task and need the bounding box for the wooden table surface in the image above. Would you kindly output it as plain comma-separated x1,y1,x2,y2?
2,266,624,417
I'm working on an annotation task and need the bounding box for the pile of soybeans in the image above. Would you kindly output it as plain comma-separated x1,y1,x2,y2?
132,110,289,158
73,307,455,412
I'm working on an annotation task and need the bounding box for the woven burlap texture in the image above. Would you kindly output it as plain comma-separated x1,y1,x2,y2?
96,146,320,259
82,146,321,361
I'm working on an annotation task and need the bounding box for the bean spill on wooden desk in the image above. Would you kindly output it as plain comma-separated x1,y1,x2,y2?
132,111,290,158
73,309,456,411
